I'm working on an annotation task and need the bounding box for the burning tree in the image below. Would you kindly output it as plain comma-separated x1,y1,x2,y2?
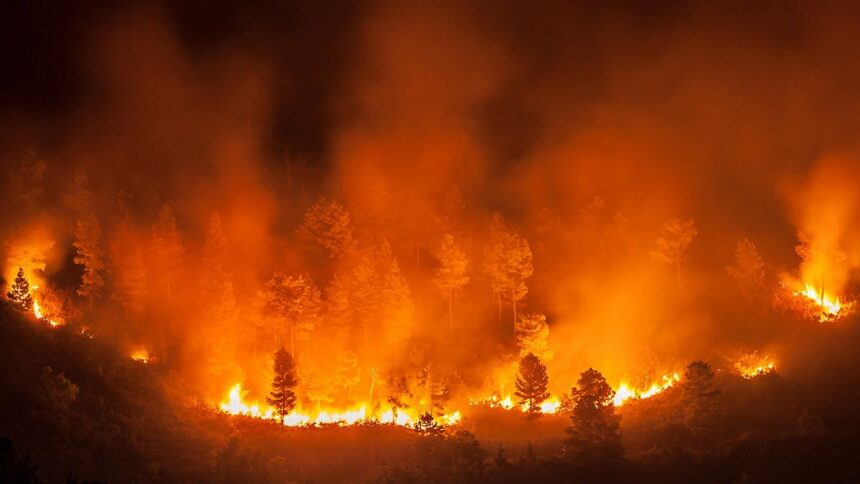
66,167,104,303
727,237,767,299
263,272,322,355
201,213,238,327
514,312,551,360
433,234,470,334
267,348,298,422
296,197,357,259
565,368,622,463
651,218,697,289
150,204,184,305
514,353,549,413
483,213,533,324
72,211,105,302
6,267,34,311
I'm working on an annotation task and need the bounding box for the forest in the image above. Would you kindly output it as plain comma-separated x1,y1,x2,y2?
2,0,860,482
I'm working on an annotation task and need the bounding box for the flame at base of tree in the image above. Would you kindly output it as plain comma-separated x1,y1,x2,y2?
734,353,775,379
218,383,461,428
24,284,63,328
794,282,850,323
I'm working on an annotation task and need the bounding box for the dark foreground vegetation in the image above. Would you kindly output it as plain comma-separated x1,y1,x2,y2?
2,303,860,483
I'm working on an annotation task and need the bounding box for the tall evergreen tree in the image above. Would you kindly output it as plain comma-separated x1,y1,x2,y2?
263,272,322,355
72,211,104,302
296,197,357,259
514,353,550,413
682,361,721,438
566,368,623,463
514,312,551,360
151,204,184,305
433,234,470,334
483,213,533,324
267,348,298,422
651,218,697,289
6,268,34,311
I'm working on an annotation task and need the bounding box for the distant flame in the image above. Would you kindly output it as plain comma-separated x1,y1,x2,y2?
796,282,844,322
734,353,775,379
613,372,681,407
130,348,151,363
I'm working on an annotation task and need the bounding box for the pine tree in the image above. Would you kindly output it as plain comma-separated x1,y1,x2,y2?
433,234,470,334
267,348,298,422
514,312,551,360
682,361,721,439
296,197,356,259
6,268,34,311
514,353,549,413
651,218,697,289
109,221,147,312
202,213,238,326
377,241,414,343
483,213,533,324
263,272,321,355
335,351,361,400
325,274,354,341
151,204,184,305
566,368,622,463
73,211,104,302
727,237,766,299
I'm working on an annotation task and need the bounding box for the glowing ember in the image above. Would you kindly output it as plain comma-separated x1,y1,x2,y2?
130,348,151,363
734,353,775,379
613,372,681,407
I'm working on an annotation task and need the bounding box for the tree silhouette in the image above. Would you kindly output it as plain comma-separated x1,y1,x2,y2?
263,272,322,355
565,368,622,463
433,234,470,334
514,312,551,360
514,353,549,413
651,218,697,289
72,211,104,303
267,348,298,422
727,237,766,300
483,213,533,324
6,268,34,311
682,360,720,439
201,213,238,327
296,197,357,259
377,241,414,344
151,204,184,305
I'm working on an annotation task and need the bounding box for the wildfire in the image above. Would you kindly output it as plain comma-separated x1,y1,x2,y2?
469,393,561,414
217,383,458,428
130,348,151,364
734,353,775,379
30,285,62,327
613,372,681,407
795,282,846,323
